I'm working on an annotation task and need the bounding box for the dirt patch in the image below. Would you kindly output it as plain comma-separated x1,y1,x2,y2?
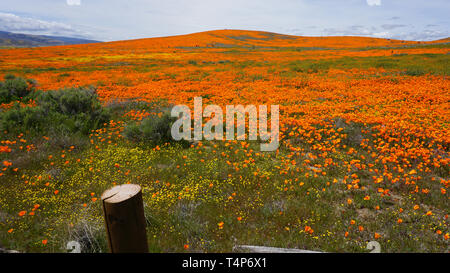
357,208,376,220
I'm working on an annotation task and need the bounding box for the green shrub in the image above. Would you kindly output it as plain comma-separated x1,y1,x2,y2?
0,87,110,135
124,123,142,140
141,114,173,142
4,73,15,80
0,86,11,103
0,106,45,132
125,111,188,145
0,74,36,104
38,87,106,116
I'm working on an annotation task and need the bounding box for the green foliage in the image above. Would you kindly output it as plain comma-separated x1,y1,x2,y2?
0,74,36,104
288,53,450,75
0,87,110,134
38,87,105,115
404,66,426,76
0,106,44,132
125,111,187,145
289,60,331,73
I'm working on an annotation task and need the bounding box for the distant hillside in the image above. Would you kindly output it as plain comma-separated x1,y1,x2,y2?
104,29,450,50
0,31,100,48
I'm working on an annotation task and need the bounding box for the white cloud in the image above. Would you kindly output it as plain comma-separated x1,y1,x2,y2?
320,23,448,41
373,31,390,38
0,12,90,38
66,0,81,6
366,0,381,6
398,29,449,41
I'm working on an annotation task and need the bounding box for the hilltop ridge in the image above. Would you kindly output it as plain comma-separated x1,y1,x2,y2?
104,29,450,49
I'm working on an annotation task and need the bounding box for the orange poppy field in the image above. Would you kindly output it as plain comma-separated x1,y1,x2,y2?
0,30,449,252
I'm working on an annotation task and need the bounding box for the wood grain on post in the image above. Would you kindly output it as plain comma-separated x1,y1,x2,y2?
101,184,149,253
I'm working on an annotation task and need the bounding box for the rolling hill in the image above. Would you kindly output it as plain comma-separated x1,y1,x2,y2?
0,30,100,48
103,29,450,50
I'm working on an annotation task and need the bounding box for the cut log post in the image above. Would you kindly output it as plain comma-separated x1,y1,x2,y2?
101,184,148,253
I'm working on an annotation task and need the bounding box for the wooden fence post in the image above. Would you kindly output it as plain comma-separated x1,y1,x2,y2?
101,184,149,253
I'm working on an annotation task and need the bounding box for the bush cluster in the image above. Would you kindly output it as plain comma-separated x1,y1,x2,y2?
0,85,110,135
0,74,36,104
124,111,188,146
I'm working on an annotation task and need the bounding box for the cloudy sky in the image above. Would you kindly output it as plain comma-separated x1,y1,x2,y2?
0,0,448,41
